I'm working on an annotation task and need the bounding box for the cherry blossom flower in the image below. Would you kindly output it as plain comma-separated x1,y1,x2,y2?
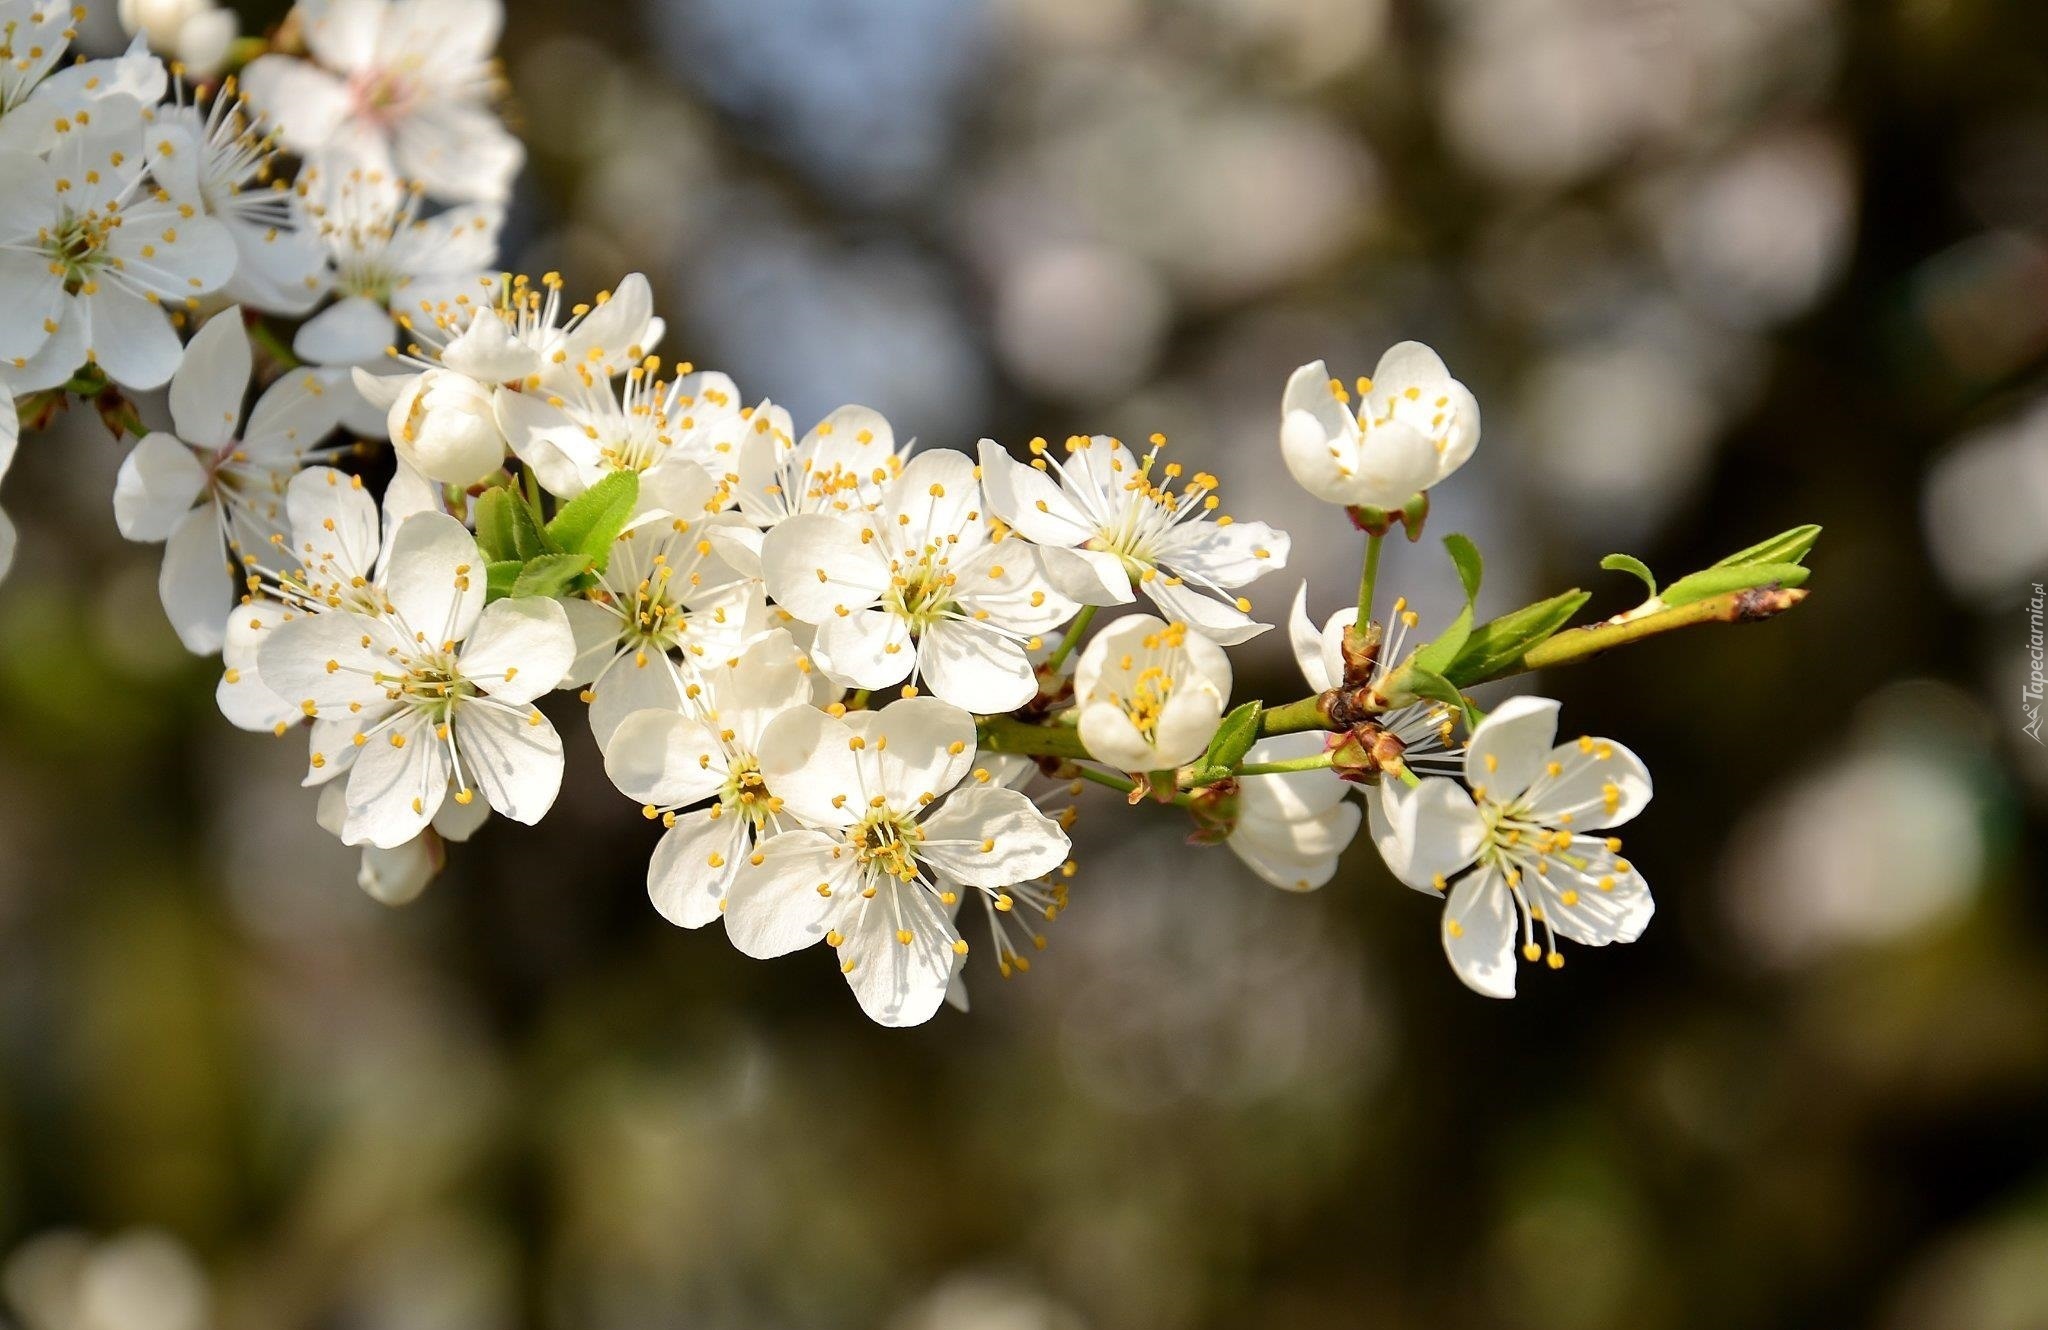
600,629,816,928
0,98,236,390
119,0,237,79
255,510,577,848
1280,343,1480,510
0,6,165,156
1289,582,1462,777
1074,613,1231,772
559,461,764,747
498,361,743,510
151,86,326,316
1368,695,1655,997
241,0,524,204
977,433,1288,646
724,697,1071,1027
762,448,1078,714
112,308,343,652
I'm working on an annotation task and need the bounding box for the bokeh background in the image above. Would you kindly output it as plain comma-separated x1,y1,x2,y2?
4,0,2048,1326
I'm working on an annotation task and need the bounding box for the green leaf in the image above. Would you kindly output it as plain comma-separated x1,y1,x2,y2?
1204,701,1264,775
484,560,524,603
1600,553,1658,599
1659,561,1809,608
1410,534,1484,675
545,470,639,568
1443,533,1483,603
1444,589,1591,686
475,487,553,563
1711,524,1821,570
510,552,596,600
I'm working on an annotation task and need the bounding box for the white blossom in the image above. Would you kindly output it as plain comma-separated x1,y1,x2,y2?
0,7,165,156
0,99,236,390
241,0,523,204
763,448,1078,714
977,433,1288,645
118,0,237,78
601,629,816,928
1368,695,1655,997
1280,342,1480,510
152,87,325,316
724,696,1071,1027
1289,581,1461,775
1073,613,1231,772
290,157,501,434
113,308,343,652
498,361,743,508
255,511,577,848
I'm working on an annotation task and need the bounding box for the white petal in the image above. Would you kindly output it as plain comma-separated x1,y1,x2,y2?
917,619,1037,715
168,307,251,447
214,598,299,733
1142,575,1267,647
1288,581,1336,693
1077,700,1157,773
243,368,341,460
257,609,395,711
1464,695,1562,805
1535,860,1655,948
865,695,977,803
602,709,727,808
293,296,395,367
461,596,575,705
0,252,63,364
561,272,660,374
82,287,184,391
112,435,205,542
648,808,749,928
343,712,449,849
392,101,524,205
722,828,857,958
759,512,889,623
917,786,1068,889
285,466,380,582
755,706,862,828
1520,737,1654,832
585,649,688,752
439,309,537,382
837,890,957,1028
383,511,484,646
974,438,1092,547
238,56,351,152
358,835,441,906
811,608,914,692
883,448,985,541
157,504,233,653
457,701,564,826
1155,518,1289,591
1442,867,1519,998
1368,777,1485,893
1230,800,1361,892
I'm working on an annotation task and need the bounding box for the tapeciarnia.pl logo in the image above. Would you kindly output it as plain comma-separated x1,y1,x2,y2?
2027,582,2046,744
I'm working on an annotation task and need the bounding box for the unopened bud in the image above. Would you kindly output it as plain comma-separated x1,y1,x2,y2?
1327,723,1407,785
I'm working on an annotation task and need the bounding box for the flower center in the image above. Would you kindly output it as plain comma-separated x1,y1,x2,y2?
376,652,475,720
853,807,923,883
41,209,115,293
349,68,419,124
885,557,957,632
721,756,779,829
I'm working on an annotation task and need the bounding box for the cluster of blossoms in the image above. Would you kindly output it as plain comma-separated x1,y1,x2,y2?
3,1,1815,1024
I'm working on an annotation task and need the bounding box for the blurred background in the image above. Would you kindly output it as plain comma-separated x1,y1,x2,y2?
3,0,2048,1326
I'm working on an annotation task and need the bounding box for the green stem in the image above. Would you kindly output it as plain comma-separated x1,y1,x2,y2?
1356,530,1384,625
1040,604,1098,678
1259,693,1333,736
248,317,301,371
1501,586,1810,678
976,713,1091,761
846,688,871,712
1235,752,1334,777
1070,764,1196,809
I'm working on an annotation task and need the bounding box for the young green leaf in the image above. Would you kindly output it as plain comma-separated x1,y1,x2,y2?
484,560,524,603
1659,561,1809,608
1600,553,1658,599
1204,701,1264,775
1443,533,1483,604
1444,589,1591,685
1711,524,1822,570
510,552,596,600
545,470,639,567
475,487,553,563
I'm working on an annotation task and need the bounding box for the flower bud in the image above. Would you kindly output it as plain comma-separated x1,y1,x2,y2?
392,370,507,486
1327,722,1409,785
1074,614,1232,772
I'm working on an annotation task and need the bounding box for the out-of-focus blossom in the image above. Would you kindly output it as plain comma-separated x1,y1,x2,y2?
117,0,236,78
1924,395,2048,604
2,1229,209,1330
888,1273,1089,1330
1722,682,1991,967
242,0,524,204
993,241,1170,400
